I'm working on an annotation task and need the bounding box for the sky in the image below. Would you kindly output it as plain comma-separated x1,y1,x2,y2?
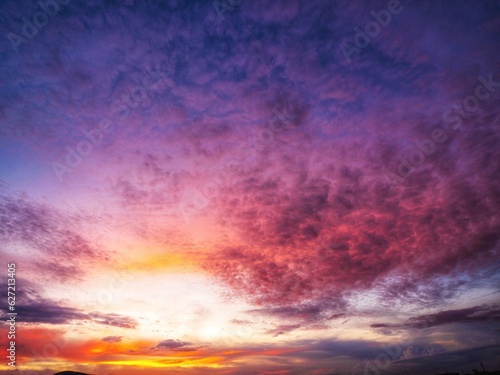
0,0,499,374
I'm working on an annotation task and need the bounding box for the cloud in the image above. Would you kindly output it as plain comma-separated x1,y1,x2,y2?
155,339,200,351
88,313,137,329
102,336,123,343
264,324,302,337
0,193,107,284
231,319,252,325
391,344,500,375
204,121,500,315
327,313,346,321
0,1,499,373
405,304,500,329
399,344,446,360
1,280,137,328
15,300,87,325
369,304,500,333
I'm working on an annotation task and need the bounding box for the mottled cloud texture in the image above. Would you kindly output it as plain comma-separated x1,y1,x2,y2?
0,0,499,374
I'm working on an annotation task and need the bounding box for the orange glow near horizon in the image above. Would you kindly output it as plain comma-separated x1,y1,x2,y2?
1,326,313,373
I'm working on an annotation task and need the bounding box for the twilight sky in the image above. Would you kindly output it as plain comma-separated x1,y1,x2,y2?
0,1,500,374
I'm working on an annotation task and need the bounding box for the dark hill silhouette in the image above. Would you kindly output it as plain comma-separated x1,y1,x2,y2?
54,372,90,375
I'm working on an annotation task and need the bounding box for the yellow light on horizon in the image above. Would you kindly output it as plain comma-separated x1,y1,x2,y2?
100,356,224,368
